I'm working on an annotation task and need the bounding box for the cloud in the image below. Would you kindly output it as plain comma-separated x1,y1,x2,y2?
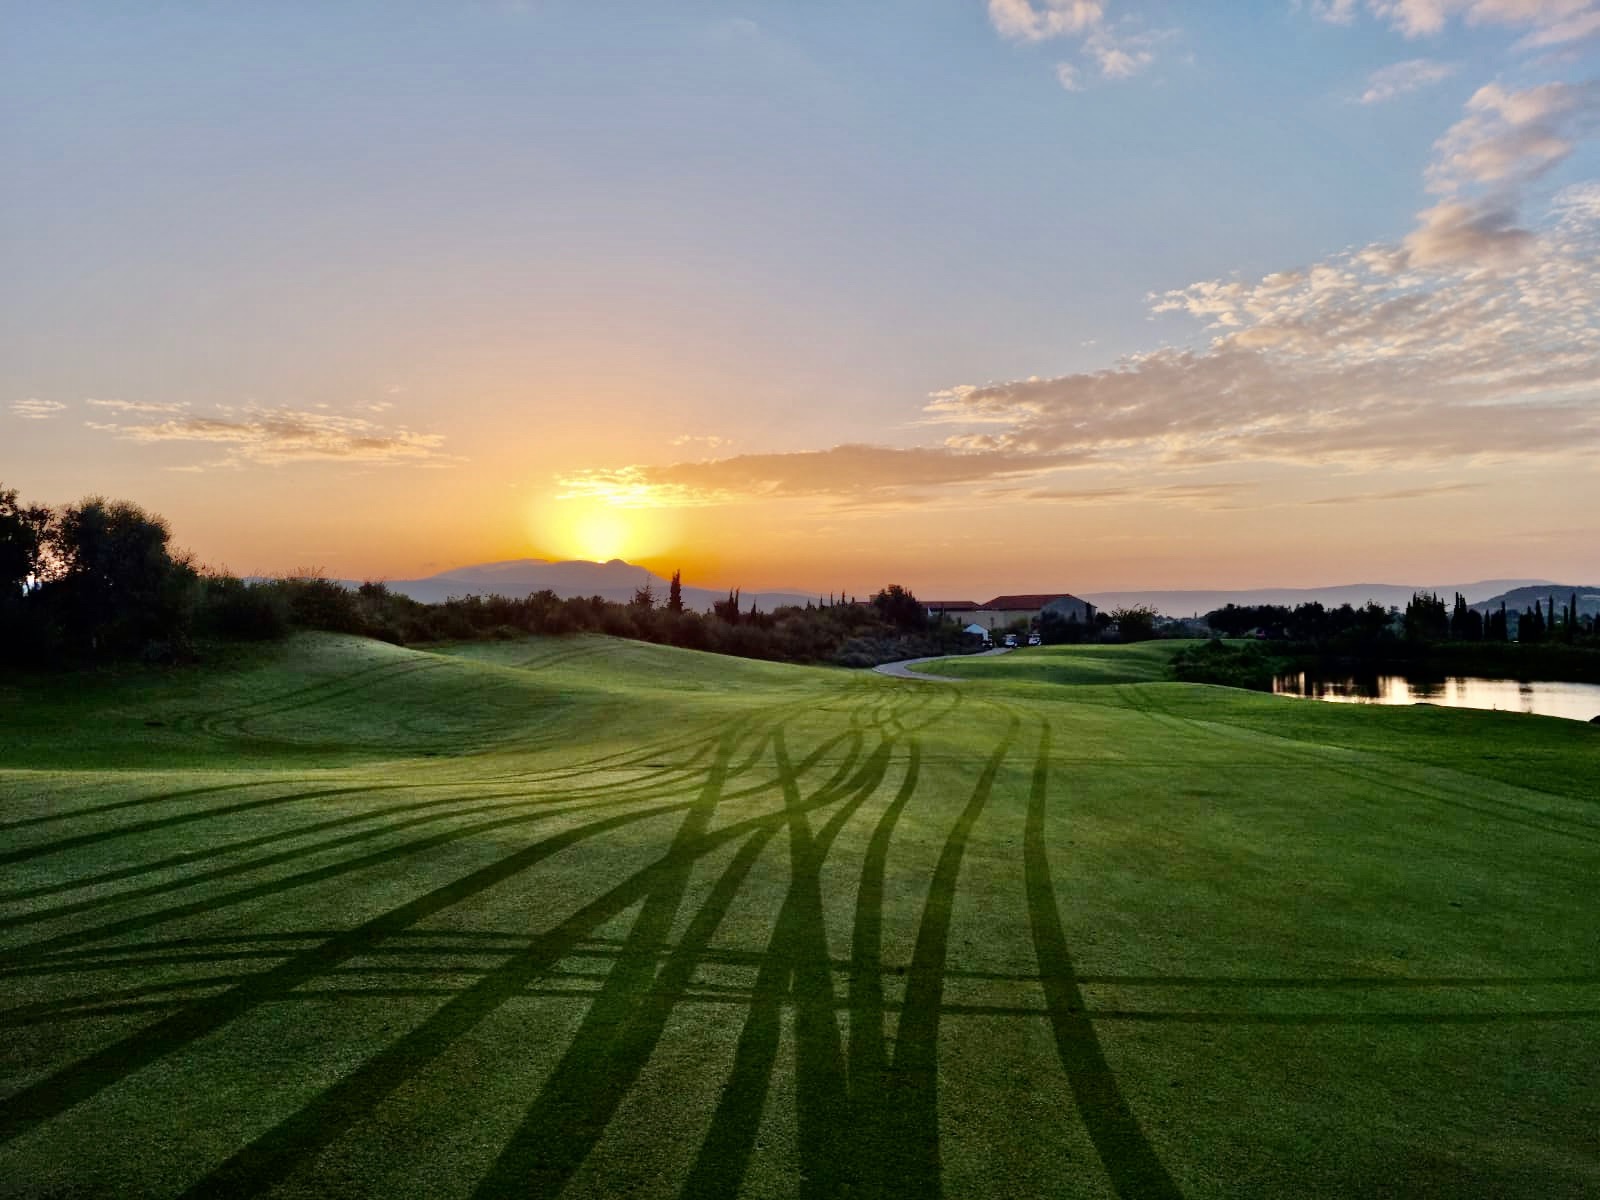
1360,58,1458,103
940,183,1600,468
987,0,1103,42
1314,0,1600,45
85,397,188,415
987,1,1173,89
10,398,67,420
669,434,733,450
557,445,1085,508
84,406,452,468
1399,79,1600,266
1302,482,1481,504
569,179,1600,508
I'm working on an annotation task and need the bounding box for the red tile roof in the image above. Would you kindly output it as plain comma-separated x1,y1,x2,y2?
985,593,1084,610
924,600,982,610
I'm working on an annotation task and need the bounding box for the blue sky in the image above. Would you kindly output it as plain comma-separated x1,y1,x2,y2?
4,2,1597,590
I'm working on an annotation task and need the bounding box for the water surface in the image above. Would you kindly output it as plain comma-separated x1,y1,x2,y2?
1273,673,1600,723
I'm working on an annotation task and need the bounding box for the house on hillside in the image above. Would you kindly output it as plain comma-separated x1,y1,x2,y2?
971,593,1095,632
925,600,983,619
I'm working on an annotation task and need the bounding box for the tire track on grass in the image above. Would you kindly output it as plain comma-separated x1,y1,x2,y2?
680,733,896,1200
0,714,877,1145
1023,718,1182,1200
869,710,1019,1199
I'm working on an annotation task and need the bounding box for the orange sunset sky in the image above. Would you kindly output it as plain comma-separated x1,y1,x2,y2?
5,2,1598,595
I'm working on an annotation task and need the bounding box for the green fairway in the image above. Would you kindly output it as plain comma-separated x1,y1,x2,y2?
910,641,1186,685
2,634,1597,1198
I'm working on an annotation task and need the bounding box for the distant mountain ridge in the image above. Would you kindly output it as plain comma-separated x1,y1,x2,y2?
1468,584,1600,619
1080,580,1558,617
362,558,816,613
279,560,1594,621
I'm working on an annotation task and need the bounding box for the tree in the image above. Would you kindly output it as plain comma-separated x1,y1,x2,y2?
45,496,197,654
631,581,655,610
667,570,684,614
1403,591,1449,641
713,588,741,623
0,485,52,594
1108,605,1159,642
871,584,927,634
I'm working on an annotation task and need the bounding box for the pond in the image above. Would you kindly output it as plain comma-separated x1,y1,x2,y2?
1272,673,1600,724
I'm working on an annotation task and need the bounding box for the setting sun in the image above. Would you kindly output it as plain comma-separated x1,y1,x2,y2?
529,499,680,565
571,509,629,562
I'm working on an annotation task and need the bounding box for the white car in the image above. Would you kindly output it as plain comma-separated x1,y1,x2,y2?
1003,634,1018,647
1027,634,1041,646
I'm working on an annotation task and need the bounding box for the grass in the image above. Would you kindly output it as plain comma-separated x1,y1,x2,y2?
909,640,1187,685
1,632,1597,1198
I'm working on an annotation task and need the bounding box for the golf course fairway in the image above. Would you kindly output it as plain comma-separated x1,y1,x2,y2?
1,632,1596,1198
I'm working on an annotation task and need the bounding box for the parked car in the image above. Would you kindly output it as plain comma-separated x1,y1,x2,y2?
1003,634,1018,647
1027,634,1041,646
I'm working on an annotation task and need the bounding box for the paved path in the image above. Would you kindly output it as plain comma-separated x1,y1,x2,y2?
873,646,1012,682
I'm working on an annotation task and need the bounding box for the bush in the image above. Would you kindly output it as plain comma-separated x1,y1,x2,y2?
198,576,290,641
1168,639,1283,690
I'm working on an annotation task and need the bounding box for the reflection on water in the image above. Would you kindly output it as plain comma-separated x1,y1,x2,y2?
1273,673,1600,723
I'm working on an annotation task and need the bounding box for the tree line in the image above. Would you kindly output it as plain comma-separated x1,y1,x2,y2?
1204,591,1596,647
1,486,976,669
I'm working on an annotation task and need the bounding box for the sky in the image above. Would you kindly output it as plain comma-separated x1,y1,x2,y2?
4,0,1598,596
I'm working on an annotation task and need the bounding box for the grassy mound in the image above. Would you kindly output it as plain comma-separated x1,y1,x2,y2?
1,635,1596,1198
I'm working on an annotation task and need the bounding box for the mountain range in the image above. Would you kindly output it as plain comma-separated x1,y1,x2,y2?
360,559,816,613
1081,580,1565,617
350,561,1591,620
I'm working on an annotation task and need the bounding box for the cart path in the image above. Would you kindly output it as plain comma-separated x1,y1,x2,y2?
873,647,1013,681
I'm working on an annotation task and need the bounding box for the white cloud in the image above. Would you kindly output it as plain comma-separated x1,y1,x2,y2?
10,398,66,420
1359,58,1458,103
987,0,1104,42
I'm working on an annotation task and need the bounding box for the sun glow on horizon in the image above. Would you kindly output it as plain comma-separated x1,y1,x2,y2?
528,497,681,565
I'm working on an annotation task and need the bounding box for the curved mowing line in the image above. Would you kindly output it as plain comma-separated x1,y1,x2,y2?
0,788,708,1147
0,784,703,932
179,731,893,1200
843,739,922,1197
870,711,1019,1200
0,723,893,1145
0,755,718,907
0,784,400,869
0,779,285,834
464,744,869,1199
681,735,895,1200
1023,718,1182,1200
177,727,753,1200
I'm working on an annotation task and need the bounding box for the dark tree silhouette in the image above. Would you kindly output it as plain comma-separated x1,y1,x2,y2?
0,485,52,594
667,570,684,614
871,584,927,634
45,496,197,654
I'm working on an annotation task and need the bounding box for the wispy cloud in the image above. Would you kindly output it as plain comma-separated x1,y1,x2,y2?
987,0,1103,42
988,1,1175,90
84,406,453,468
1311,0,1600,46
10,398,67,420
1359,58,1458,104
1405,79,1600,266
1303,482,1481,505
563,176,1600,509
669,434,733,450
85,397,188,415
557,446,1084,508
